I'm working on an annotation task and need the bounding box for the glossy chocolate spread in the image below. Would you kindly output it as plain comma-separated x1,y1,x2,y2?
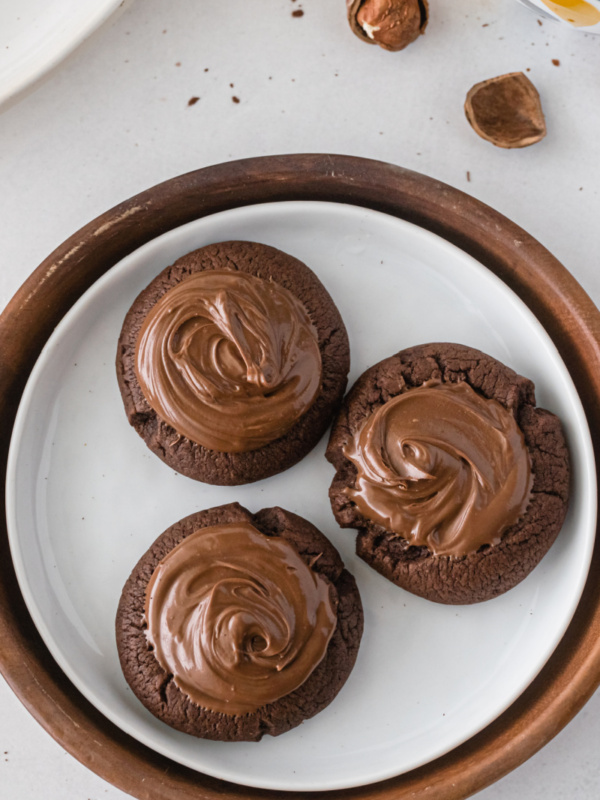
135,270,322,452
144,521,337,714
343,381,532,557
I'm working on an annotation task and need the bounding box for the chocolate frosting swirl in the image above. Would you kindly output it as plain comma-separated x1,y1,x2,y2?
343,381,532,557
144,521,337,715
135,269,322,453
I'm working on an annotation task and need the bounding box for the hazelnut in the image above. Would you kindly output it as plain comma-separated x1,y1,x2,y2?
347,0,429,52
464,72,546,149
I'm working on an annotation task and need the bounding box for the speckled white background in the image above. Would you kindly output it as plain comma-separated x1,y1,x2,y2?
1,0,600,797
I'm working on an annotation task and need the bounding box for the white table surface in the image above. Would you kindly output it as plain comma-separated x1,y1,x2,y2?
1,0,600,797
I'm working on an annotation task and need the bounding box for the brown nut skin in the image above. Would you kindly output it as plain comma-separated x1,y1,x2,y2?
465,72,547,149
347,0,429,52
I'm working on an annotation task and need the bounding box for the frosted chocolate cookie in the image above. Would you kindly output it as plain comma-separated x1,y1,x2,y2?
326,343,570,604
116,241,349,484
116,503,363,741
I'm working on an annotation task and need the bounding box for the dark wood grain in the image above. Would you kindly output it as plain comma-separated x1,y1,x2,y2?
1,155,599,800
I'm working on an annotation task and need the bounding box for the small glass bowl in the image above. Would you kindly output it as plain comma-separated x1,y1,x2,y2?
516,0,600,32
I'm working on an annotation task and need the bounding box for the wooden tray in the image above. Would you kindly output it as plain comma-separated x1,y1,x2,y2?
1,154,599,800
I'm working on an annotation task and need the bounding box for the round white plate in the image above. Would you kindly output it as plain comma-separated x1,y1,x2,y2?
6,201,596,792
0,0,125,109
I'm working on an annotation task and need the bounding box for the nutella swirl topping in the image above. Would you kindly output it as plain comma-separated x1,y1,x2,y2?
135,270,322,453
144,521,337,715
343,381,533,557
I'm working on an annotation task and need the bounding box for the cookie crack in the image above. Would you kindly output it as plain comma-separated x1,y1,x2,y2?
158,672,174,707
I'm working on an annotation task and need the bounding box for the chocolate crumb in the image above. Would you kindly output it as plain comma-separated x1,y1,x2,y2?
230,83,234,87
292,9,304,17
537,19,543,25
204,68,209,72
188,96,200,106
552,59,560,66
232,96,240,103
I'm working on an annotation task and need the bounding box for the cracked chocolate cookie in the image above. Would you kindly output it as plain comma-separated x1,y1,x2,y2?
116,241,350,485
116,502,363,741
326,342,570,604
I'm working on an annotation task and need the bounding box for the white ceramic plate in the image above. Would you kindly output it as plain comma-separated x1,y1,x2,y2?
0,0,125,109
6,201,596,792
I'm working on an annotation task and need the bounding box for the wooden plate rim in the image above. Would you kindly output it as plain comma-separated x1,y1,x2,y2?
1,154,599,800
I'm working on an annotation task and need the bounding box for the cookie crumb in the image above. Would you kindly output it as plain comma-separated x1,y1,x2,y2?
292,9,304,17
232,96,240,103
466,171,471,182
552,58,560,66
187,96,200,106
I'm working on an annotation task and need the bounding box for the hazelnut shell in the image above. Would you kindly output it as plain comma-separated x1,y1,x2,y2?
464,72,547,149
346,0,429,52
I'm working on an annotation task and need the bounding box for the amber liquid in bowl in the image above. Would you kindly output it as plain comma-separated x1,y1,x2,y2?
517,0,600,28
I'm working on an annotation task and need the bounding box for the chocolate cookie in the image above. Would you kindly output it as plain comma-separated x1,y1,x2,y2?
116,503,363,741
116,241,350,485
326,342,570,604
